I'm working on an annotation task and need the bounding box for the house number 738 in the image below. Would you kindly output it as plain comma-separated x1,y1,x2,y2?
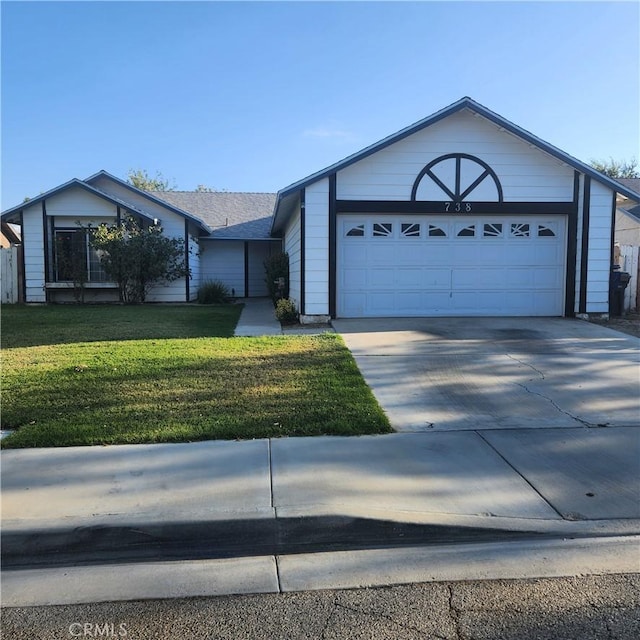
444,202,472,212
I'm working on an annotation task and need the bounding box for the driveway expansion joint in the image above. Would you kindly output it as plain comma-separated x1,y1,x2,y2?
475,430,566,520
274,555,283,593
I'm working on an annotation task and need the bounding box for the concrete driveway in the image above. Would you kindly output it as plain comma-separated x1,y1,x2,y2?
333,317,640,432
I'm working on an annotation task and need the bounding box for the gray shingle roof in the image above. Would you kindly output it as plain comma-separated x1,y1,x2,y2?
150,191,276,239
614,178,640,197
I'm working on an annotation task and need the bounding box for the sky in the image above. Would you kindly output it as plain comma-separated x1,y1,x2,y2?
1,0,639,209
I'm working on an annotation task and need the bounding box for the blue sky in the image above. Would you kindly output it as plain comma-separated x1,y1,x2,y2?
2,1,639,208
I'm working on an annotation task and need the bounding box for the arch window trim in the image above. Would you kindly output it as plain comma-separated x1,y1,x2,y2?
411,153,504,202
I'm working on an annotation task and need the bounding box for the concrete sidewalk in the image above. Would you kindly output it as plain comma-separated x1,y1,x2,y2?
2,429,639,606
234,298,282,336
233,298,334,336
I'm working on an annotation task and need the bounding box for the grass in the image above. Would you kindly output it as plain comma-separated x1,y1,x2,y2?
1,305,391,448
0,304,242,348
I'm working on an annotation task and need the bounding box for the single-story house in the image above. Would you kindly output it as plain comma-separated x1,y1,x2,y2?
3,97,638,317
0,171,279,303
614,178,640,246
271,97,639,321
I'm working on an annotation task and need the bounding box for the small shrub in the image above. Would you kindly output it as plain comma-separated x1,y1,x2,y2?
275,298,298,324
264,252,289,302
197,280,230,304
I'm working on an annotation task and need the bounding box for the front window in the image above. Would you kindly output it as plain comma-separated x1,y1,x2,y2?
54,229,108,282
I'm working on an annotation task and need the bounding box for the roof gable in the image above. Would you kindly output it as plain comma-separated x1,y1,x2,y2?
1,178,155,222
84,171,212,233
272,97,640,231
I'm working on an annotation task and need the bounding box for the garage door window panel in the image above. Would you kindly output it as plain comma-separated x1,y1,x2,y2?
428,224,448,237
373,223,393,237
345,223,365,237
510,223,530,237
483,223,503,237
401,223,421,237
456,223,476,237
537,224,556,237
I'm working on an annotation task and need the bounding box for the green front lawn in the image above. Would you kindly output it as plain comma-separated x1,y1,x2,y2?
1,305,391,448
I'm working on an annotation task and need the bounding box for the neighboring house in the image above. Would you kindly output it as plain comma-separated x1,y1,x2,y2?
271,97,640,321
0,171,278,303
614,178,640,246
3,97,639,316
1,221,21,248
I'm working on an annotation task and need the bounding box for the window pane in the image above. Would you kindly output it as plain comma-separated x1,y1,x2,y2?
457,225,475,237
483,223,503,237
511,223,530,237
89,244,108,282
346,224,365,237
401,223,420,237
54,229,108,282
373,222,393,237
428,225,447,237
55,230,84,281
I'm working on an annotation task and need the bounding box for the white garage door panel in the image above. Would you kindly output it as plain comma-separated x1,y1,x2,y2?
338,215,567,317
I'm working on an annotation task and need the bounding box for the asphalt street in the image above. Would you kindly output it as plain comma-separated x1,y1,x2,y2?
3,574,639,640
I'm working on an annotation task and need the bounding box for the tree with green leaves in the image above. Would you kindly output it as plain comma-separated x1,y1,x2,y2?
589,158,639,179
127,169,176,192
90,217,189,303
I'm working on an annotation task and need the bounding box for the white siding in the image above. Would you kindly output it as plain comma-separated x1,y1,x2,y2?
199,241,245,297
284,199,302,312
22,204,46,302
46,187,117,219
337,110,575,203
586,181,615,313
87,177,196,302
304,179,330,315
145,212,189,302
21,188,121,302
88,175,183,223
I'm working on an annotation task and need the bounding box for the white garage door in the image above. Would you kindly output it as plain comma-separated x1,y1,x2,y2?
338,215,567,317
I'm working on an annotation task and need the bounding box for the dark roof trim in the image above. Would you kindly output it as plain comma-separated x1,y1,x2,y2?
84,170,211,233
1,178,155,222
199,236,281,242
272,97,640,231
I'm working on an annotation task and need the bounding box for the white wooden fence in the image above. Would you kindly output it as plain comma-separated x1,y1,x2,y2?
618,244,639,312
1,246,21,304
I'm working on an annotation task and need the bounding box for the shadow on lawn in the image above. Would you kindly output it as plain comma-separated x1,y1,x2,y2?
0,304,243,349
1,344,392,447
